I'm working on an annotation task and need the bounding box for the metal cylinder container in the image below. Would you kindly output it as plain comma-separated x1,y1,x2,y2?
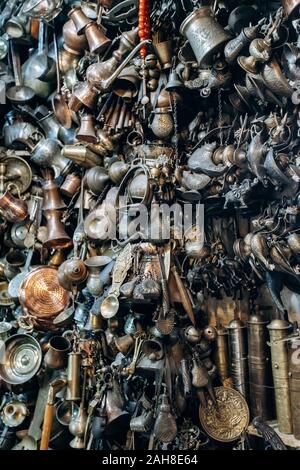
214,323,230,383
66,352,81,401
247,313,273,420
180,7,231,67
227,318,249,400
288,337,300,439
267,319,293,434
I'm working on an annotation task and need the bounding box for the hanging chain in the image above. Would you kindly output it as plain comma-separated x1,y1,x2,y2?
173,94,179,164
218,87,223,146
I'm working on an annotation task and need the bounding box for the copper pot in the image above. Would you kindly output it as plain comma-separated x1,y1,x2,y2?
19,266,70,319
62,19,88,56
0,190,28,223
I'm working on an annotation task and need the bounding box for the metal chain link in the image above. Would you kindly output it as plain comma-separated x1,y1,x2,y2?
218,87,223,146
172,94,179,164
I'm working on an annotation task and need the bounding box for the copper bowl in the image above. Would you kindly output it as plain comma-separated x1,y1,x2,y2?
19,266,70,319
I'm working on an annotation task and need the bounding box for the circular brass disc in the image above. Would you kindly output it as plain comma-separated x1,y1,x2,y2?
199,386,249,442
19,266,70,318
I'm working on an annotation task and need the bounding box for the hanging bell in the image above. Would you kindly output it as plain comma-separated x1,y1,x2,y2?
165,70,184,92
76,114,98,144
153,387,177,443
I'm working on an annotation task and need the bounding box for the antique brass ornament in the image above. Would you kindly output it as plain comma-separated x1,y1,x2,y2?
199,387,250,442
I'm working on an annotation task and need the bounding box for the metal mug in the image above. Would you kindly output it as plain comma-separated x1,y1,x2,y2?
44,335,71,369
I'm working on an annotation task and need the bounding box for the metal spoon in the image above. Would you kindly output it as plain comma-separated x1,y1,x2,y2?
30,22,55,82
6,41,35,104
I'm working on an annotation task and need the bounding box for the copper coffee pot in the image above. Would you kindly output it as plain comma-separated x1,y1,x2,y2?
68,6,92,35
76,114,98,144
42,170,66,211
43,209,73,250
85,22,111,55
62,18,88,56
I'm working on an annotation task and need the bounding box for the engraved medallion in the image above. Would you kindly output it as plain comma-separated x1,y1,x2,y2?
199,386,249,442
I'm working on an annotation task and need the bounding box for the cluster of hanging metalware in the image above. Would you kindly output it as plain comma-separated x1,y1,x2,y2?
0,0,300,451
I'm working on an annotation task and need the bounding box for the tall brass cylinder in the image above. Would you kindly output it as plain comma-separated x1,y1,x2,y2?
288,337,300,439
227,318,249,399
247,313,273,420
267,319,293,434
66,352,81,401
214,323,230,383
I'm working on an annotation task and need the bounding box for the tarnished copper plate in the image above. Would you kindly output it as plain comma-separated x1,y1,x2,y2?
19,266,70,318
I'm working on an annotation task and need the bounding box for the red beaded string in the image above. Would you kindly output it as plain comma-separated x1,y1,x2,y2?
138,0,151,57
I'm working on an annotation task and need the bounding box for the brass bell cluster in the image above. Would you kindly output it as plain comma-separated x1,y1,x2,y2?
0,0,300,452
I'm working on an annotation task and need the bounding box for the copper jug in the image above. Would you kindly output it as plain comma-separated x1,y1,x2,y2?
68,6,91,35
85,22,111,55
43,209,73,250
76,114,97,144
69,81,99,111
42,171,66,211
44,335,71,369
0,190,28,223
62,18,88,55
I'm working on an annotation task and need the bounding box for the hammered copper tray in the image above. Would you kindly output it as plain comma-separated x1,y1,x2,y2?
19,266,70,318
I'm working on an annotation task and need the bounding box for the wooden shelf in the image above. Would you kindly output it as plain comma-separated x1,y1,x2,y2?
247,421,300,448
